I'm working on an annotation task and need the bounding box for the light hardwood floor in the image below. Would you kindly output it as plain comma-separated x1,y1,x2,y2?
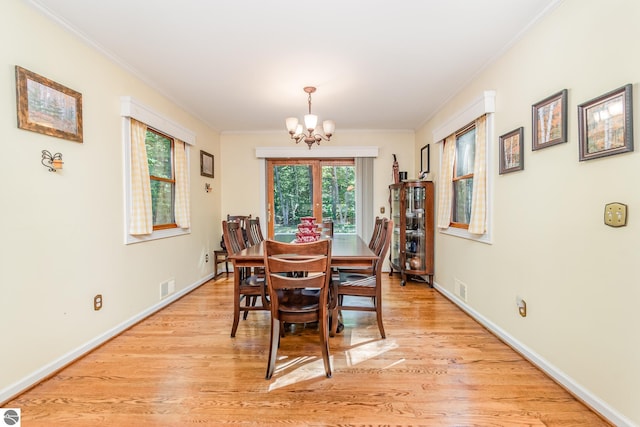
7,274,610,426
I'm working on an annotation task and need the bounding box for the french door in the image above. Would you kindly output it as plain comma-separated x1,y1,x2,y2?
266,158,356,240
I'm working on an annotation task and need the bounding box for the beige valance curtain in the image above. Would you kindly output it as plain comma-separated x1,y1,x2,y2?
436,114,487,234
436,134,456,228
174,139,190,228
129,119,153,235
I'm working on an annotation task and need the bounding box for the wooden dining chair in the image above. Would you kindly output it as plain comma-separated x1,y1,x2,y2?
246,217,264,247
336,216,386,282
263,239,333,379
222,220,268,337
331,218,393,338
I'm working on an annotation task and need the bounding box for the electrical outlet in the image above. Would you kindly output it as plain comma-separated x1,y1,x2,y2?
604,202,627,227
205,253,209,263
516,295,527,317
94,294,103,311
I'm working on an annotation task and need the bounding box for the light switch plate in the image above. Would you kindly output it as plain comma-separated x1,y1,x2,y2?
604,202,627,227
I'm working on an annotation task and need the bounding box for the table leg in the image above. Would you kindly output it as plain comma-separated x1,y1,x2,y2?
230,263,241,337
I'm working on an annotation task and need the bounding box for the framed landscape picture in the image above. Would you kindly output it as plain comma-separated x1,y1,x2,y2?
15,66,83,142
499,127,524,174
200,150,214,178
578,84,633,161
532,89,567,150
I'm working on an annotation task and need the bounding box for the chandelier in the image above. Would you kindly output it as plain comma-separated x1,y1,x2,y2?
285,86,335,149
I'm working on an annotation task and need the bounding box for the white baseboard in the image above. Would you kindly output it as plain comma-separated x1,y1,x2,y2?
0,273,215,404
433,281,636,427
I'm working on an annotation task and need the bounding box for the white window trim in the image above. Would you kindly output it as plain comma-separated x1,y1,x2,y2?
434,91,495,244
255,145,378,159
121,97,195,245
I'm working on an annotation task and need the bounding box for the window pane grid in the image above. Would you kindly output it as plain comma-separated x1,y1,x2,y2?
451,125,476,228
146,129,176,229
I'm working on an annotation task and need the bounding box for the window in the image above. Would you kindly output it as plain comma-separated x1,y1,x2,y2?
145,129,176,230
434,90,494,243
266,158,356,240
121,97,195,244
451,124,476,228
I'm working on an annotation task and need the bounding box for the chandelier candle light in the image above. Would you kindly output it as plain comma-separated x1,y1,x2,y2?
286,86,335,149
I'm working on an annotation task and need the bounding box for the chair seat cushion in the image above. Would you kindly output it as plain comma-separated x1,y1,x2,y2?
340,275,376,288
244,275,264,286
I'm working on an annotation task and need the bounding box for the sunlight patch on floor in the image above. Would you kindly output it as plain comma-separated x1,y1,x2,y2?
382,358,406,369
268,355,332,391
345,339,399,366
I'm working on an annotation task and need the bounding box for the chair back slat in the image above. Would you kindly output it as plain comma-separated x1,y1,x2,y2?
247,217,264,247
266,255,327,275
369,217,385,250
373,219,393,273
267,273,327,291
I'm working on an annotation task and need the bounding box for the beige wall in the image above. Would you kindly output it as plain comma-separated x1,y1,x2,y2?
219,131,416,231
1,0,220,399
417,0,639,424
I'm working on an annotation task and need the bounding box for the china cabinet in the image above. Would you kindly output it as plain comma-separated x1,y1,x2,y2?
388,180,434,286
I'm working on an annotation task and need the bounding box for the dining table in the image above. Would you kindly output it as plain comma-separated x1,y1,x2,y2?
227,234,377,270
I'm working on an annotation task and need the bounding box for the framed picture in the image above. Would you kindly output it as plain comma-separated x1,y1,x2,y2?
578,84,633,161
532,89,567,150
200,150,214,178
15,66,83,142
499,127,524,174
420,144,430,174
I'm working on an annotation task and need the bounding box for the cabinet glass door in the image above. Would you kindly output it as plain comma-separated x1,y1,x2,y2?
404,185,426,271
390,185,401,268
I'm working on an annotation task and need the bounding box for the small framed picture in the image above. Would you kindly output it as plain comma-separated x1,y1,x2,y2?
200,150,214,178
420,144,430,174
578,84,633,161
532,89,567,150
15,66,83,142
499,127,524,174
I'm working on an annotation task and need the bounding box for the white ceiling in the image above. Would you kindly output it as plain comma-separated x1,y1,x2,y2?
28,0,560,133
